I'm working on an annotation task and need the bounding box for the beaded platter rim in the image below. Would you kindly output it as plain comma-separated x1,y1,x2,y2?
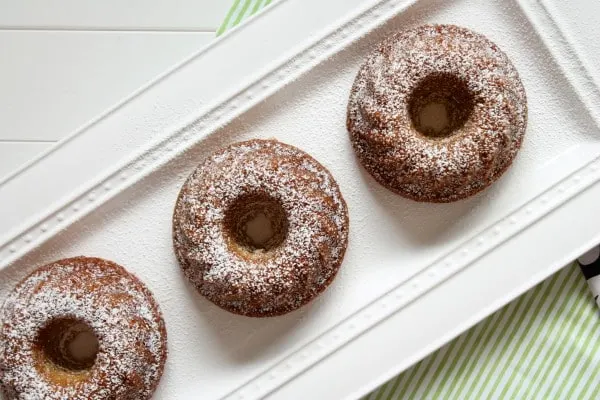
1,0,600,399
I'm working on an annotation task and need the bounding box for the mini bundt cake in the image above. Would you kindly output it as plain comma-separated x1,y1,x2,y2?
348,24,528,202
173,139,349,317
0,257,167,399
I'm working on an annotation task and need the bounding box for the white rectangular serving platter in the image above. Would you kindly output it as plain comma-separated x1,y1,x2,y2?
1,0,600,399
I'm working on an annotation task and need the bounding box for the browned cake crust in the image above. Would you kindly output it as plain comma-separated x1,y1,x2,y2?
0,257,167,399
347,24,528,202
172,139,349,317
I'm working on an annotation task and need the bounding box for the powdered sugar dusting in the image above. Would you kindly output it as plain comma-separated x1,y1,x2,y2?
347,24,528,202
172,139,349,317
0,257,167,399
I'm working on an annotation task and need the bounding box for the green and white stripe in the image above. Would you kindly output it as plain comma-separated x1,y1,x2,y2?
364,264,600,399
219,1,600,398
217,0,275,36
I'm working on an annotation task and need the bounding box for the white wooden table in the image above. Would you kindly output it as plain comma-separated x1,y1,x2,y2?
0,0,232,179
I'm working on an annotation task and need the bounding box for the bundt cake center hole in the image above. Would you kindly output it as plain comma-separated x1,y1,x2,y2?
225,194,288,252
409,73,475,139
36,317,99,372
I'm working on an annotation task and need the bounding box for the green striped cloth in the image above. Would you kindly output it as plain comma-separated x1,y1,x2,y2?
217,0,275,36
218,2,600,398
365,264,600,399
